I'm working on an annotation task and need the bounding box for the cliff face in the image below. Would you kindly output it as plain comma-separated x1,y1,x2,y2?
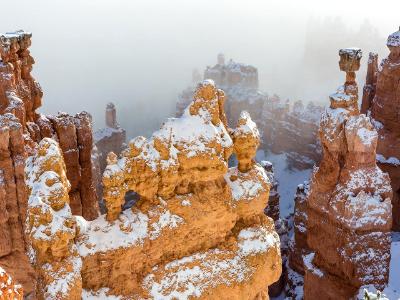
25,138,82,300
70,80,281,299
0,30,99,296
0,31,98,221
261,161,291,298
260,97,323,169
176,55,323,170
289,48,393,299
361,28,400,231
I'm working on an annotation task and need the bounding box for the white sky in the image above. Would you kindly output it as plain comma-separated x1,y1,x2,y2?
1,0,399,137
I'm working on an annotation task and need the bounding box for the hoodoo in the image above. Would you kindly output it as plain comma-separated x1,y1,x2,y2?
22,76,282,298
289,48,393,299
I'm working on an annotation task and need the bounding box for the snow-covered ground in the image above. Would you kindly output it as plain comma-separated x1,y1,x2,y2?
386,232,400,298
256,150,312,218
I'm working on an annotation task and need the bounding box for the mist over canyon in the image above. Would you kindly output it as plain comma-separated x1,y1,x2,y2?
1,0,399,138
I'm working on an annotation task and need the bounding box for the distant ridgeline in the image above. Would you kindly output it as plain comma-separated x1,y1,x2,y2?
177,54,324,170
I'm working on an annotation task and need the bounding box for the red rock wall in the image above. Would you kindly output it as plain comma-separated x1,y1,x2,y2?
0,114,36,296
361,29,400,231
0,31,99,221
293,48,392,299
0,30,99,295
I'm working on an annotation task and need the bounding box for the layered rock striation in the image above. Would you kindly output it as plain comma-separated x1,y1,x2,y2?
361,28,400,231
0,30,99,295
289,48,393,299
0,30,98,221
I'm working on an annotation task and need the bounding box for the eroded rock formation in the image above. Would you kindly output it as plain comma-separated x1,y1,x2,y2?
361,28,400,231
261,160,292,298
262,161,280,221
288,48,393,299
260,97,323,169
0,30,99,295
0,266,23,300
0,30,98,220
72,80,282,299
25,138,82,300
93,102,126,200
177,55,324,170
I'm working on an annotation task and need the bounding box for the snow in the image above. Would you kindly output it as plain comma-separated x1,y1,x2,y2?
234,110,260,139
256,150,312,217
77,200,185,256
76,209,149,257
238,226,280,256
0,267,21,297
93,127,124,142
345,114,377,146
143,226,279,300
144,249,248,300
339,47,362,59
356,127,377,145
27,195,75,242
303,252,324,278
370,117,384,130
285,263,304,300
82,288,122,300
224,164,269,203
122,81,233,172
329,85,352,103
43,255,82,300
337,167,392,199
387,29,400,47
148,209,184,240
340,191,391,229
181,199,191,206
377,154,400,166
362,232,400,299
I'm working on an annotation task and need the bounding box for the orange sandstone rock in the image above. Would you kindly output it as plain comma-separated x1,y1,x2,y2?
362,28,400,231
76,80,281,299
25,138,82,300
289,48,392,299
0,267,23,300
0,31,99,222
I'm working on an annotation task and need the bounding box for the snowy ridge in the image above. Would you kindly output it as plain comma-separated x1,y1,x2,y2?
77,198,185,257
224,164,270,203
234,111,260,139
376,154,400,166
387,29,400,47
108,80,232,174
94,127,125,142
142,225,279,300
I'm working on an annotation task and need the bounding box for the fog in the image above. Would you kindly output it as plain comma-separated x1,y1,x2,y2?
1,0,399,138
